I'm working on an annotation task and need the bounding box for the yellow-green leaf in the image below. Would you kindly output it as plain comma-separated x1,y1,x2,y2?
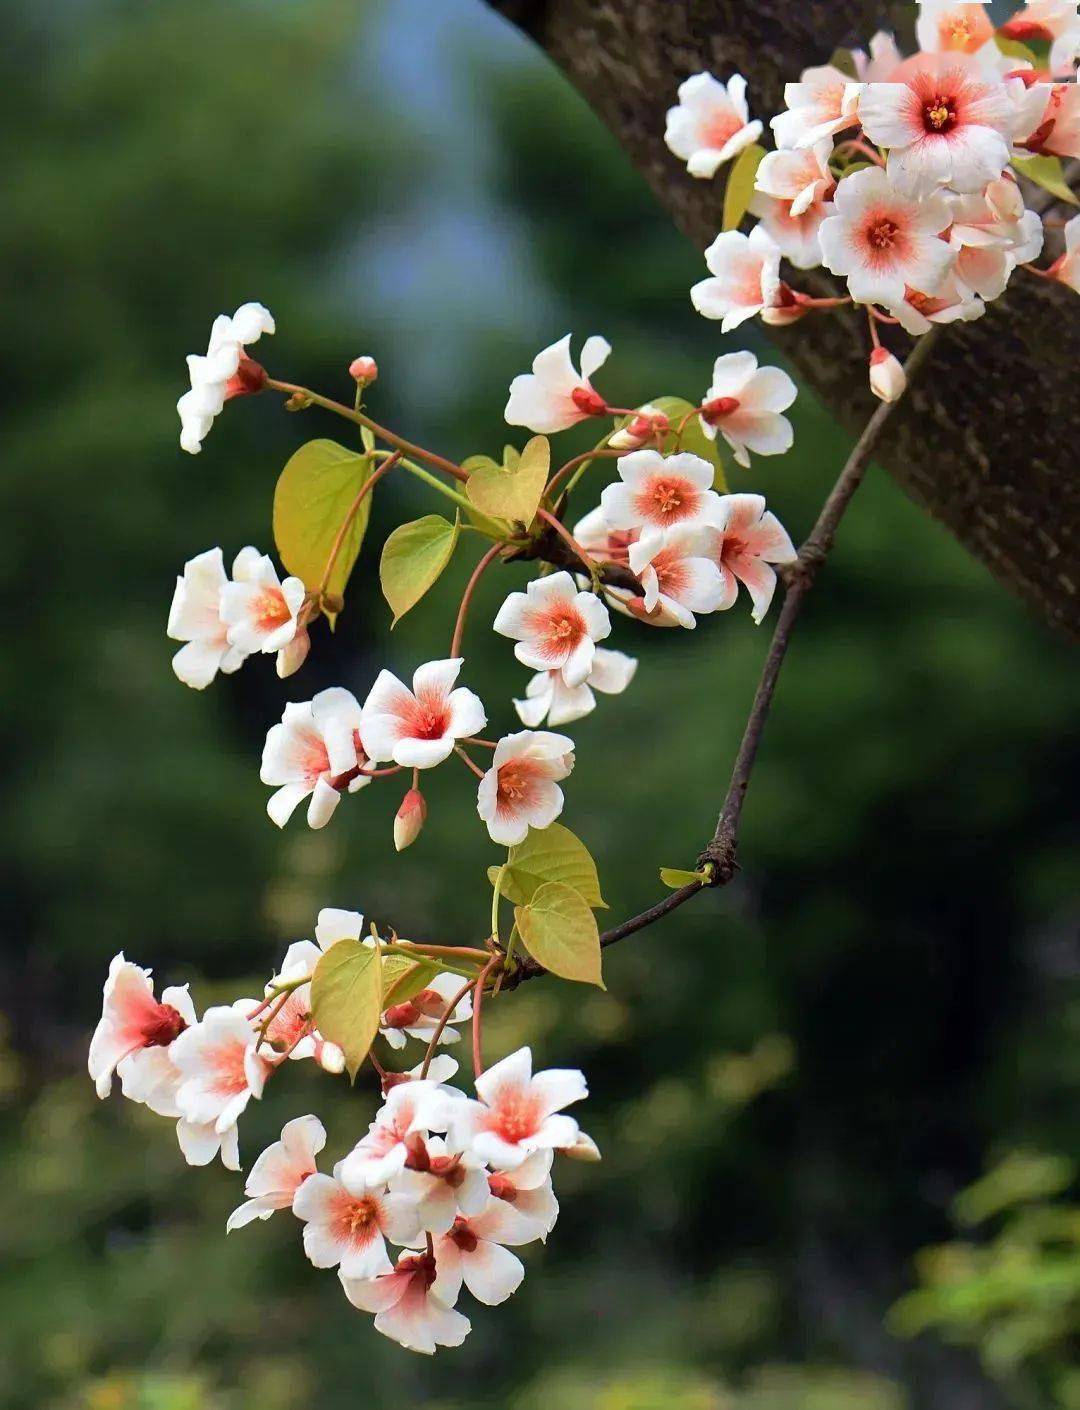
273,439,375,621
995,34,1040,67
1012,154,1079,207
379,513,460,626
723,142,766,232
381,952,438,1008
645,396,727,491
465,435,550,528
487,823,606,909
659,867,706,890
310,939,383,1080
516,880,604,987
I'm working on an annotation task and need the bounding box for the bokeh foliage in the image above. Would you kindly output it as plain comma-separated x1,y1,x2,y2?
1,1,1077,1407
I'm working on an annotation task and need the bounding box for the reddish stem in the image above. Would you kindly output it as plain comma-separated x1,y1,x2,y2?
454,746,487,781
418,975,476,1079
536,508,600,575
471,956,501,1079
450,543,503,659
320,452,401,596
545,446,623,499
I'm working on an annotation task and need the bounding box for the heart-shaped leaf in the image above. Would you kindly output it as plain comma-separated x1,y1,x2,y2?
310,938,383,1080
381,952,438,1008
723,142,767,232
488,823,606,909
465,435,550,528
515,880,604,987
379,513,460,626
273,439,375,623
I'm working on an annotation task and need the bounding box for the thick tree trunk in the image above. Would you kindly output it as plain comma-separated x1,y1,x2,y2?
486,0,1080,639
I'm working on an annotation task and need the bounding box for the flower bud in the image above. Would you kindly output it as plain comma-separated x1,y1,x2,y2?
276,624,311,679
868,347,907,404
318,1041,346,1075
560,1131,602,1162
609,405,671,450
349,355,379,385
393,787,427,852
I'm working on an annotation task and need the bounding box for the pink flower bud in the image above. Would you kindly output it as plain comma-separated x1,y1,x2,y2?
868,347,906,404
276,624,311,679
349,355,379,385
393,787,427,852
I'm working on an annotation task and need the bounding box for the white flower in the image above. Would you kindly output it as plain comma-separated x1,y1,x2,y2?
227,1115,326,1232
916,1,995,57
361,659,486,770
626,528,727,630
176,1118,240,1171
421,1200,538,1307
599,449,723,535
166,548,250,690
504,334,612,434
486,1150,560,1242
339,1080,451,1189
750,141,836,270
447,1046,587,1171
771,64,860,149
664,72,763,178
818,166,955,311
894,270,989,332
169,1002,269,1134
339,1251,471,1355
88,954,193,1099
853,30,905,82
691,226,783,330
219,548,306,657
704,494,798,624
261,687,368,829
699,351,797,469
513,648,638,728
293,1164,420,1279
389,1135,490,1234
177,302,274,454
476,730,576,846
380,972,473,1051
859,53,1020,197
493,572,612,687
1018,80,1080,160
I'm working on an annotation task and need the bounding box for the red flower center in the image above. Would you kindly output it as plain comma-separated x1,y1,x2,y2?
449,1217,479,1253
923,95,957,132
141,1002,188,1049
253,586,292,633
868,217,900,249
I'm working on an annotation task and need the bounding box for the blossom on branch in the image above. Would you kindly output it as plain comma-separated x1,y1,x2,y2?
227,1114,326,1232
476,729,576,846
691,226,783,330
699,351,797,469
167,548,249,690
513,647,637,728
705,494,798,625
600,450,724,534
361,659,486,770
771,64,860,149
340,1251,471,1355
294,1165,420,1279
261,687,368,829
447,1046,587,1171
177,301,274,454
915,1,995,58
493,572,611,687
169,1002,270,1135
89,953,193,1098
664,72,763,178
626,528,727,629
504,333,612,433
220,547,306,658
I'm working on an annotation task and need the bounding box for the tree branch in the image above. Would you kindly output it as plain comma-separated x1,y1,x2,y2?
505,332,940,988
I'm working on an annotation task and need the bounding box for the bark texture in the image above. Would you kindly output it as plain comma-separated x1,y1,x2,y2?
486,0,1080,638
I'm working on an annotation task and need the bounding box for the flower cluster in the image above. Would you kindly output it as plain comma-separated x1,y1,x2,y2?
668,1,1079,398
90,911,592,1354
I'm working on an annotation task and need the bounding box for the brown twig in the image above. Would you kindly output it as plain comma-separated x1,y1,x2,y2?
505,329,942,988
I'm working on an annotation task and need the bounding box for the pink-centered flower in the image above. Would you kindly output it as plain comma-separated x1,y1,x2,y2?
894,270,989,333
859,53,1021,197
699,351,797,469
176,1118,240,1171
167,548,250,690
177,301,274,454
339,1251,471,1355
771,64,860,149
219,547,306,657
513,647,638,728
476,730,576,846
999,1,1080,76
447,1046,587,1171
486,1149,560,1243
504,334,612,434
493,572,611,687
600,450,723,535
226,1114,326,1232
750,140,835,271
421,1200,537,1307
916,1,996,57
818,166,955,310
390,1134,491,1234
380,972,473,1051
664,72,763,178
1021,81,1080,158
169,1002,270,1135
261,687,368,830
691,226,783,330
294,1164,420,1279
89,954,194,1099
704,494,798,624
339,1080,452,1189
626,528,727,630
361,659,486,770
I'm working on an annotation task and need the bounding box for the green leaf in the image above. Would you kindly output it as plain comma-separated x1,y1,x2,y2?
515,880,604,987
645,396,728,491
273,439,375,621
360,425,376,454
1012,154,1079,207
379,513,460,626
309,939,383,1080
659,867,707,890
722,142,766,232
487,823,606,909
381,953,438,1008
995,34,1040,67
465,435,550,528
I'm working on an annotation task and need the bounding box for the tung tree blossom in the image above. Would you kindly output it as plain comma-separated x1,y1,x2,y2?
475,730,576,846
504,334,612,433
664,72,763,177
361,659,486,770
493,572,611,686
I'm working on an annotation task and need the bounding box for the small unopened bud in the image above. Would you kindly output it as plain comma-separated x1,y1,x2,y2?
318,1041,346,1075
349,355,379,385
394,787,427,852
868,346,906,404
285,390,312,411
276,624,311,679
609,405,671,450
560,1131,602,1162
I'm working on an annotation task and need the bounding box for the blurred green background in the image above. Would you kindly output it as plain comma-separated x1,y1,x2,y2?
2,1,1078,1407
